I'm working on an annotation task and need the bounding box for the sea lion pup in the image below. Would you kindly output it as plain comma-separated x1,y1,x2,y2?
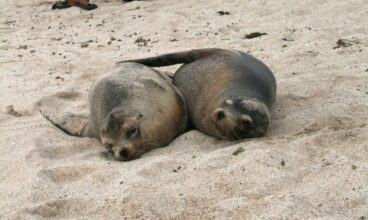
118,48,276,140
41,63,188,161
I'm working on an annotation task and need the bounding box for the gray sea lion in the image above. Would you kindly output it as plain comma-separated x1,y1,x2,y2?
41,63,188,161
118,48,276,140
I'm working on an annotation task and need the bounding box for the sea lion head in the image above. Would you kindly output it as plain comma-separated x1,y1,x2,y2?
99,107,155,161
209,97,270,140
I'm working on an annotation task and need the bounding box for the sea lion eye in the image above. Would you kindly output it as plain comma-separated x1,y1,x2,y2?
126,127,138,139
106,144,113,152
216,111,226,120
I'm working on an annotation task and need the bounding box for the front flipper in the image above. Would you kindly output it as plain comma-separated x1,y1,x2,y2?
40,110,90,137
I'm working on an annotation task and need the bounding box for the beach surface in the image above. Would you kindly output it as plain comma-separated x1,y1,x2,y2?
0,0,367,219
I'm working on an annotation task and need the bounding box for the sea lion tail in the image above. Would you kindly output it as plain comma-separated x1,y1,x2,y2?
116,48,223,67
40,110,89,137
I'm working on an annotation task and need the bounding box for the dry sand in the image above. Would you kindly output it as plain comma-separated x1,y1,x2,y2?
1,0,367,219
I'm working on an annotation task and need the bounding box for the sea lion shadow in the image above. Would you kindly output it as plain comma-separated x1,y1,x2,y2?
147,130,246,158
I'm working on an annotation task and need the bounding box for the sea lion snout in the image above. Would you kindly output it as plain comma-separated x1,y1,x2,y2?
211,103,254,139
119,148,128,158
115,146,136,161
110,134,146,161
100,110,146,161
113,144,144,161
209,97,270,139
233,116,253,139
238,98,270,137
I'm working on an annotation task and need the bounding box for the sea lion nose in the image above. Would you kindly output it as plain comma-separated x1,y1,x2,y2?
240,115,253,126
240,117,252,129
119,148,129,158
234,115,253,138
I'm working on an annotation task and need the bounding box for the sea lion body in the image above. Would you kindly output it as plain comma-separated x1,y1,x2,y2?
42,63,188,161
119,49,276,140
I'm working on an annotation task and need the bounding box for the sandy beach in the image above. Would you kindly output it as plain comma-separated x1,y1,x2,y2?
0,0,367,219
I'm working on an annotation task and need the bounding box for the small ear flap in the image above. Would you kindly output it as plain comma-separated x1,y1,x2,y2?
105,110,124,132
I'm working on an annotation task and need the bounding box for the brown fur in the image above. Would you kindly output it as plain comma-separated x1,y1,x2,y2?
42,63,188,161
118,48,276,140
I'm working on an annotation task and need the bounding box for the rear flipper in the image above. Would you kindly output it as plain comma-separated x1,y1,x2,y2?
116,48,225,67
40,109,90,137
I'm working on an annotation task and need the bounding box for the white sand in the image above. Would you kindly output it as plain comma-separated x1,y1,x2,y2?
0,0,367,219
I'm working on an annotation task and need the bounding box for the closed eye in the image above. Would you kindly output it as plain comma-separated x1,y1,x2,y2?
106,144,113,152
126,127,138,139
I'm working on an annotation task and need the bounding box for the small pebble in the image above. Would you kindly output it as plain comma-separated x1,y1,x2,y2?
81,42,89,48
280,160,285,166
18,45,28,50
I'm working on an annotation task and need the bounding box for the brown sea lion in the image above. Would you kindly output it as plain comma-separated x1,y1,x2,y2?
117,48,276,140
41,63,188,161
